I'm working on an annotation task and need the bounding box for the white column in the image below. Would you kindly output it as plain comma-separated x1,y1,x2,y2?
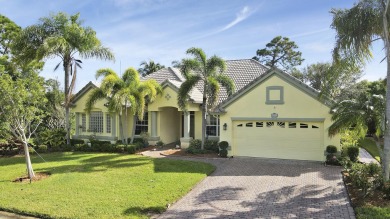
151,111,157,137
183,112,190,138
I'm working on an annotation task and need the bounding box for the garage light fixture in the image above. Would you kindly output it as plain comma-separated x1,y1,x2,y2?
223,123,227,130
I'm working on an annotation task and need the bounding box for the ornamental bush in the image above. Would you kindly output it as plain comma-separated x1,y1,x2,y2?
218,141,229,158
326,145,338,154
347,146,359,162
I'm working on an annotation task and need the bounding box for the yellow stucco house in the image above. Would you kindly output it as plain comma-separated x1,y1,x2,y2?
71,59,340,161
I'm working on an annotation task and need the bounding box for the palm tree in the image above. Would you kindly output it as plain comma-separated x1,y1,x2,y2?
138,60,165,76
177,47,234,150
329,93,385,160
13,12,115,145
331,0,390,178
86,67,161,144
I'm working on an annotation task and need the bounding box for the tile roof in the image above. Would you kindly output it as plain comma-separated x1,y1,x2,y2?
143,59,269,105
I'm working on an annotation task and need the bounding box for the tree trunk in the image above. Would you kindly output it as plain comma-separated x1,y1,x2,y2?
201,87,207,150
64,60,71,145
119,113,125,144
23,142,35,179
130,115,137,144
382,0,390,179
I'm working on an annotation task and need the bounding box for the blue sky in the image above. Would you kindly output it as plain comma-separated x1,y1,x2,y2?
0,0,386,92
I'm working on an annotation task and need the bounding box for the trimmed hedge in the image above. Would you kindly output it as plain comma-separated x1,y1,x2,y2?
326,145,338,154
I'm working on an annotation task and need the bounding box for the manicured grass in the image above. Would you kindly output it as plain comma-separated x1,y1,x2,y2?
358,138,381,161
356,206,390,219
0,152,215,218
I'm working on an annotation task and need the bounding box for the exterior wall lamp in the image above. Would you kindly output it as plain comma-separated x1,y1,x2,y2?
223,123,227,130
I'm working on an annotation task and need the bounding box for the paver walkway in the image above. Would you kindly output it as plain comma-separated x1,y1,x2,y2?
142,150,355,219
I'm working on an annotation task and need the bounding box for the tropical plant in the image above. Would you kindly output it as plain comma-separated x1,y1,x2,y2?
0,14,21,56
252,36,304,71
138,60,165,76
331,0,390,179
329,92,385,161
177,48,234,150
13,12,115,146
85,68,161,144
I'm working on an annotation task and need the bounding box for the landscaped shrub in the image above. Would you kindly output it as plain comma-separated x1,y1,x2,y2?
219,141,229,158
115,144,126,153
204,140,219,153
347,146,359,162
189,139,202,149
135,142,144,150
125,145,136,154
349,163,371,197
128,138,144,144
37,128,66,148
156,140,164,148
70,139,85,146
36,145,48,153
326,145,338,154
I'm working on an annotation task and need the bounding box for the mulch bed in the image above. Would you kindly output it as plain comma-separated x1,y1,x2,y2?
160,148,220,158
342,171,390,208
13,172,51,183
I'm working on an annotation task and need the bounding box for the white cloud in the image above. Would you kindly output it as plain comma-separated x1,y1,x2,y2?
220,6,253,32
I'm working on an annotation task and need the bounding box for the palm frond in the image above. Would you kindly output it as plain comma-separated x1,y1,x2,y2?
177,74,201,111
215,74,235,96
95,68,117,79
186,47,206,65
206,55,226,76
85,88,107,112
206,76,219,108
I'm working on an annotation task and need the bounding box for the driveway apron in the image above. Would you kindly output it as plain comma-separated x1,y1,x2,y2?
156,157,355,219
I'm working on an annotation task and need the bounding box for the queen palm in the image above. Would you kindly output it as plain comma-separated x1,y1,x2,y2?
86,67,161,144
331,0,390,178
13,12,115,145
177,47,234,150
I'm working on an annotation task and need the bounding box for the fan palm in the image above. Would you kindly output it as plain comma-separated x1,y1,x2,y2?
13,12,115,145
331,0,390,178
177,47,234,150
85,67,161,144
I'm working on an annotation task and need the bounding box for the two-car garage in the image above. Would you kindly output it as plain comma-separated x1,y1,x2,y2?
233,120,324,161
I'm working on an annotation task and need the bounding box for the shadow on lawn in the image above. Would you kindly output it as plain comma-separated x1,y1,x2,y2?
34,153,152,174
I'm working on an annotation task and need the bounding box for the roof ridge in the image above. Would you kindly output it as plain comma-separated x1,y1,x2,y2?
168,67,184,82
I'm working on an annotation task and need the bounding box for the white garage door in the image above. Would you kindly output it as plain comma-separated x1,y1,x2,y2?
233,121,324,161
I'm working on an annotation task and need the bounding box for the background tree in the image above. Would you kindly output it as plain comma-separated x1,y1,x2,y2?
0,14,21,56
43,78,66,130
0,70,47,179
298,62,362,101
331,0,390,178
13,12,115,145
252,36,304,71
138,60,165,76
177,47,234,150
86,68,161,144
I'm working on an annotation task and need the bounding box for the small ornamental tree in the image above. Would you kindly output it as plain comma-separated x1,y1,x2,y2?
0,71,47,179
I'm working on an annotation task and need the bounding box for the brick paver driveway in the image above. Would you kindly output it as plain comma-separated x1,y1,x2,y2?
157,157,355,219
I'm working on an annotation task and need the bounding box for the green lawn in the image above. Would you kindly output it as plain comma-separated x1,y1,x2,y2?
358,138,381,161
0,152,215,218
356,206,390,219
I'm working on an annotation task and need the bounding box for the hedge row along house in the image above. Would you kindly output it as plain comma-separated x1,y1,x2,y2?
71,59,340,161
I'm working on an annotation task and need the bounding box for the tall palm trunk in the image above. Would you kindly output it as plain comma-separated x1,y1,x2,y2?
382,0,390,179
23,141,35,179
64,60,71,145
130,115,137,144
201,83,207,150
119,114,125,144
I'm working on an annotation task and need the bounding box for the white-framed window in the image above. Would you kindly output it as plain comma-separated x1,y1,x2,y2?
206,115,220,137
135,112,148,135
81,114,86,132
89,111,103,133
106,114,111,133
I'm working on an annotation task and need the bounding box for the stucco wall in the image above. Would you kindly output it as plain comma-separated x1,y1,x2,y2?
219,73,340,158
